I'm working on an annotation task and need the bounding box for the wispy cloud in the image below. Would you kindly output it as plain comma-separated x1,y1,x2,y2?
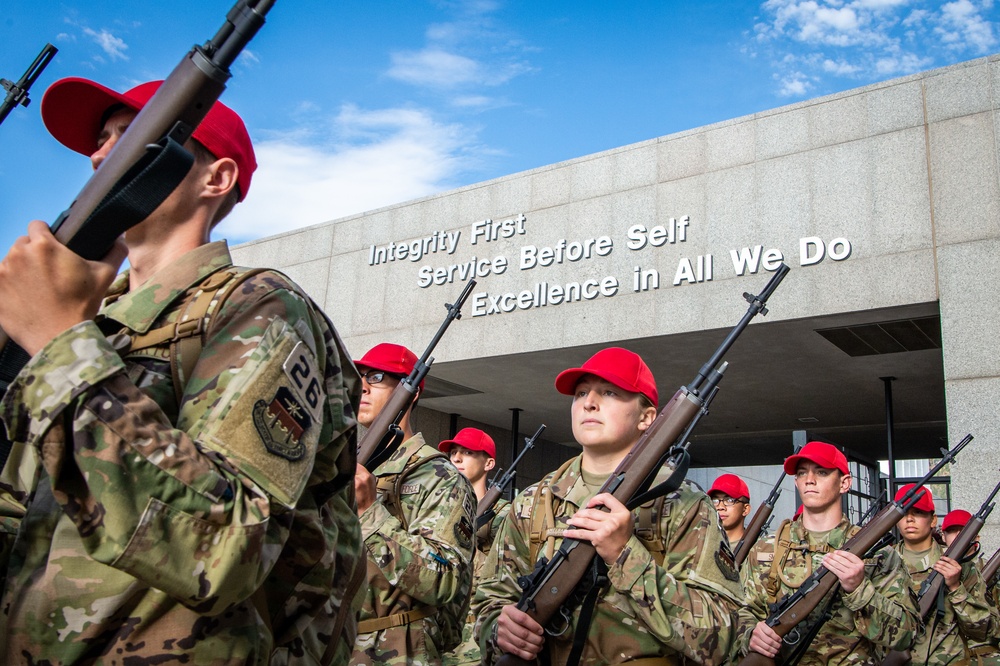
82,27,128,61
217,104,481,242
752,0,998,97
384,2,535,106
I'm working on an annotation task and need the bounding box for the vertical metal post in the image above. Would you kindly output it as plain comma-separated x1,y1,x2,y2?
881,376,897,497
448,413,459,439
509,408,522,501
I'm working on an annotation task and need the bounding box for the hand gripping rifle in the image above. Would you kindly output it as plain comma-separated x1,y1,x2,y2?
358,279,476,472
477,424,545,532
735,472,786,567
0,0,275,469
0,43,58,127
739,433,974,666
882,474,1000,666
495,264,790,666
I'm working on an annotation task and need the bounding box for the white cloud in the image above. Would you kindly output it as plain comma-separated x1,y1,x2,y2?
82,27,128,61
388,48,481,88
754,0,1000,97
217,105,479,242
937,0,997,51
777,72,812,95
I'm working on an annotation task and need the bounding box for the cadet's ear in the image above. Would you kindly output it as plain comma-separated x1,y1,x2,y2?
636,404,657,432
485,457,496,472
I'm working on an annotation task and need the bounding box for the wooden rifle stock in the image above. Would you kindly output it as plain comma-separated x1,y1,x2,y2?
735,472,784,566
495,265,790,666
740,434,974,666
983,546,1000,590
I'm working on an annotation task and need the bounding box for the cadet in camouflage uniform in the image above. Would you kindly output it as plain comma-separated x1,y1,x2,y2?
352,343,476,665
0,79,364,664
709,473,752,552
736,441,918,665
938,510,1000,665
438,427,511,666
890,487,993,665
473,347,743,665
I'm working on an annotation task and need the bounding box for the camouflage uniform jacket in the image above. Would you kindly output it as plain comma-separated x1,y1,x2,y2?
443,498,511,666
352,433,477,665
736,516,918,665
0,241,364,665
472,454,744,665
968,555,1000,660
893,541,993,665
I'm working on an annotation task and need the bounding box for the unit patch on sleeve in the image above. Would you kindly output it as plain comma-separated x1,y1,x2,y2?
253,385,311,461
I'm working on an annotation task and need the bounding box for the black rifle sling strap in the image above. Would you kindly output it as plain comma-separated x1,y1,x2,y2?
566,556,610,666
62,135,195,260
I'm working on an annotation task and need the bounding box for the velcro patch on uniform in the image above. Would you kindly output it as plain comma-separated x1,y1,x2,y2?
282,341,324,425
455,516,473,550
400,483,420,495
716,540,739,582
253,386,311,461
757,552,774,564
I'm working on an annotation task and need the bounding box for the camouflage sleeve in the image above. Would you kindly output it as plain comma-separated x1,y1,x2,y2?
604,492,741,664
950,561,993,642
363,456,476,607
0,282,338,616
840,545,918,650
733,538,774,658
471,486,536,665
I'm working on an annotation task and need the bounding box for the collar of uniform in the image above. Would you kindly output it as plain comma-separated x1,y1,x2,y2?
98,241,233,334
895,540,943,574
547,454,593,509
373,433,428,475
788,514,854,549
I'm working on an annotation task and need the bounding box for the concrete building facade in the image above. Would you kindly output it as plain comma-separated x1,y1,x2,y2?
232,55,1000,543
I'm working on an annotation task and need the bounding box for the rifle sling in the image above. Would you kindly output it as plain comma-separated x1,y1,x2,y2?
626,448,691,510
565,556,610,666
63,135,195,260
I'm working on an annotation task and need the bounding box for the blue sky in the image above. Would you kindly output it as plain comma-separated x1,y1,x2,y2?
1,0,997,254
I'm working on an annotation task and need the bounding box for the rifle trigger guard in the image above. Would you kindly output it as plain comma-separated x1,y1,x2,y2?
546,606,571,638
783,627,802,646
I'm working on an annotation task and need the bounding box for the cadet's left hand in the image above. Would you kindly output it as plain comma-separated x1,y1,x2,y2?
823,550,865,593
933,556,962,592
564,492,632,565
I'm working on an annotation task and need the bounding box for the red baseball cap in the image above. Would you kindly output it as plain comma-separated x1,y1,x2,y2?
942,509,973,532
355,343,424,390
555,347,658,406
709,473,750,501
894,483,935,513
40,78,256,201
438,428,496,458
783,441,849,475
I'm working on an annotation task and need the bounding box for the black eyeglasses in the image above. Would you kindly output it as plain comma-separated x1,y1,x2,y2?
360,370,400,385
711,497,746,507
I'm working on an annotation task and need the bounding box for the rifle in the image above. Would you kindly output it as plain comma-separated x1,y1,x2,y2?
983,546,1000,591
739,433,974,666
882,475,1000,666
0,43,57,127
496,264,790,666
734,471,785,566
0,0,275,469
476,424,544,531
357,279,476,472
